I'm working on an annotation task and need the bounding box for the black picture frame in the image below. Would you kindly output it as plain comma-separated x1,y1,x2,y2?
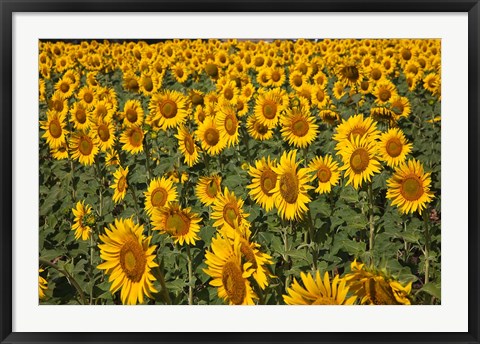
1,1,479,343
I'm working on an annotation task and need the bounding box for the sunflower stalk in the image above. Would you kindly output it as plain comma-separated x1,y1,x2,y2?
186,245,194,305
144,136,153,181
368,182,375,254
307,209,318,271
423,210,430,285
39,258,86,305
152,265,172,305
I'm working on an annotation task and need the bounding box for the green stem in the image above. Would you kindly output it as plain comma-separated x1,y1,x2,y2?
39,258,86,305
307,210,318,271
144,138,153,181
423,210,430,285
152,266,172,305
70,159,76,201
283,221,292,292
368,183,375,253
186,245,193,305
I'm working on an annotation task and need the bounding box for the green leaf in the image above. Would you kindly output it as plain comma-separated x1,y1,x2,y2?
419,282,441,299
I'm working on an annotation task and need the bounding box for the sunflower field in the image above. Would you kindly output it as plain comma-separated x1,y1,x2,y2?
39,38,441,306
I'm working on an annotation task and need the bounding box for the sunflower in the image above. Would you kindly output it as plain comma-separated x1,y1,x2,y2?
308,155,340,194
373,79,398,104
283,271,357,305
344,260,412,305
269,66,286,87
339,135,382,190
319,108,340,126
390,96,412,118
144,177,178,217
254,88,288,127
333,114,380,150
50,142,69,160
122,99,144,127
122,71,140,93
149,90,188,130
195,175,222,206
332,80,347,100
195,117,227,156
246,114,273,141
120,125,144,155
311,85,329,109
423,73,441,96
235,96,249,117
270,150,313,221
38,268,48,299
40,110,68,149
247,157,278,212
211,187,249,235
280,106,319,148
378,128,413,167
203,234,257,305
77,86,97,109
336,59,362,86
71,200,94,240
69,131,99,166
139,72,160,96
97,218,158,305
216,101,240,147
105,149,120,167
386,159,434,214
151,203,201,245
91,119,115,152
175,125,200,167
289,70,305,90
69,101,91,131
54,76,75,99
111,166,129,203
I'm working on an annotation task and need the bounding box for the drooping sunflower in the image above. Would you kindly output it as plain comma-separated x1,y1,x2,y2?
71,200,94,241
336,59,363,86
386,159,434,214
247,157,278,212
216,101,240,147
280,106,319,148
175,125,200,167
246,114,273,141
151,202,201,246
111,166,129,203
48,91,69,116
38,268,48,299
195,175,222,206
211,187,249,235
40,109,68,149
195,117,227,156
338,135,382,190
122,99,144,127
319,108,340,126
254,88,288,127
120,125,144,155
97,218,158,305
203,234,257,305
69,131,99,166
105,149,120,167
333,114,380,151
308,154,340,194
344,260,412,305
50,142,69,160
149,90,188,130
144,177,178,217
378,128,413,168
283,271,357,305
390,95,412,118
270,150,313,220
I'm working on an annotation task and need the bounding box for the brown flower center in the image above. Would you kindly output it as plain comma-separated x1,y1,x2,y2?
151,187,168,207
206,179,219,198
126,108,138,123
350,148,370,173
317,166,332,183
385,137,403,158
279,171,299,204
222,261,246,305
117,176,127,192
224,115,237,135
184,133,195,154
161,100,178,119
262,101,277,120
165,211,190,236
400,175,424,201
48,119,62,138
204,127,220,146
79,135,93,156
129,127,144,147
119,238,146,283
291,117,310,137
260,169,278,196
223,203,240,228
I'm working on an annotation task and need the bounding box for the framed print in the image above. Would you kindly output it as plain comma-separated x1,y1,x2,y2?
1,1,479,343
